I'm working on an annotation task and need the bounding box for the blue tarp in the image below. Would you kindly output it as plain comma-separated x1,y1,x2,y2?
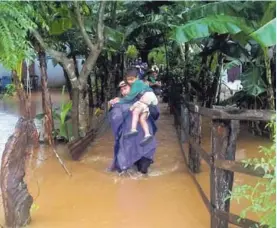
109,102,159,172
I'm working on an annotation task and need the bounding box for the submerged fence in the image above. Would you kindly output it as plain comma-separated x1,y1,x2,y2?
169,95,274,228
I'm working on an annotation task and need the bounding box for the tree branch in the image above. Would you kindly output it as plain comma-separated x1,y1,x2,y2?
96,1,106,50
74,2,95,51
78,1,106,84
32,30,65,63
32,30,81,89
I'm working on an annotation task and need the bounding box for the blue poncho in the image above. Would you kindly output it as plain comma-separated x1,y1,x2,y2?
108,101,159,171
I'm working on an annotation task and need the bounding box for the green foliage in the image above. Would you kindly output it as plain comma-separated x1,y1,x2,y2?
249,19,276,48
104,26,124,51
126,45,138,60
229,118,276,228
3,84,16,97
36,86,72,141
240,66,267,97
179,1,244,21
148,47,166,65
0,2,36,69
171,15,255,44
52,101,72,140
171,1,276,47
52,86,72,140
47,4,73,35
260,1,276,26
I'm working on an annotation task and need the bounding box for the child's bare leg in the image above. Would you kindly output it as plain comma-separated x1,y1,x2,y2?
124,107,140,138
139,112,153,146
131,108,140,131
139,112,151,137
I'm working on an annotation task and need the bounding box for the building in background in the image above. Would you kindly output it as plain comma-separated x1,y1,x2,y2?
0,56,84,89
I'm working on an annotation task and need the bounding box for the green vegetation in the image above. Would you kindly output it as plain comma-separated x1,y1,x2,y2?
126,45,139,60
36,86,72,141
0,1,275,226
3,84,16,97
229,118,276,227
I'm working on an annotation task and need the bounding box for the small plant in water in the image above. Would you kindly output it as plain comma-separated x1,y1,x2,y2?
228,117,276,228
36,86,72,141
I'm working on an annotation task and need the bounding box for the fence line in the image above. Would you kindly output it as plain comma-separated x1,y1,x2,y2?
169,98,274,228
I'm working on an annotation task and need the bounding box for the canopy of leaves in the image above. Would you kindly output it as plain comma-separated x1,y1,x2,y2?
0,2,36,69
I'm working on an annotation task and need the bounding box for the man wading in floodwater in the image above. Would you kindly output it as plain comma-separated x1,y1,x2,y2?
108,69,160,174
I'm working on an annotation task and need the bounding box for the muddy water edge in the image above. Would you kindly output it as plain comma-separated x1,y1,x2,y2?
0,91,272,228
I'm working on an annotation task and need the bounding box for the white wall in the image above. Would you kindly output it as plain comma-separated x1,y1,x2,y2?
0,65,12,78
0,57,84,88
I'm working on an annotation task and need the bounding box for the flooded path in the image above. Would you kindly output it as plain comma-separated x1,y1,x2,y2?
0,91,271,227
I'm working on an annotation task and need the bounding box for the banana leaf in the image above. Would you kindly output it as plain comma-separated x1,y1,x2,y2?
104,26,124,49
171,15,255,44
240,66,267,97
60,101,72,125
249,18,276,47
224,59,242,70
260,2,276,26
180,2,243,22
180,1,269,23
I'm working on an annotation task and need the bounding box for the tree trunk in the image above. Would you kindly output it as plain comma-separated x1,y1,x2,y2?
71,88,79,139
78,88,89,137
38,50,54,144
1,71,38,227
1,118,37,228
32,1,106,139
100,70,105,104
198,55,208,105
216,75,222,104
163,33,169,77
95,71,100,107
206,53,223,108
120,51,125,79
61,59,80,140
88,73,95,128
62,66,72,100
264,48,275,110
13,71,31,118
72,54,80,77
270,46,276,106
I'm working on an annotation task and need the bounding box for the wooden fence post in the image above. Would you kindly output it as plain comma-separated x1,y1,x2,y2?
188,111,201,173
210,119,240,228
181,104,189,143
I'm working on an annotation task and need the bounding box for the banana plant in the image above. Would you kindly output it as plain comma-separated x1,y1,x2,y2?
36,86,72,141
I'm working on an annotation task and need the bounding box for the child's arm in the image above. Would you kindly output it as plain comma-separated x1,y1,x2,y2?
118,89,139,104
118,81,147,104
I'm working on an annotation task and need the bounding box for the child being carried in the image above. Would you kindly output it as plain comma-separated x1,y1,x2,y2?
117,69,158,146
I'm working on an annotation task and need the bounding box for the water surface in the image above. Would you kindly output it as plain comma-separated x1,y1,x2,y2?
0,91,271,228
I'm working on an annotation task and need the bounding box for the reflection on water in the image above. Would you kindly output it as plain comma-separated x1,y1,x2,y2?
0,91,271,228
0,112,18,160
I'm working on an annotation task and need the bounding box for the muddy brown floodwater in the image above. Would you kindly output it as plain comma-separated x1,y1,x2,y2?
0,91,272,228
